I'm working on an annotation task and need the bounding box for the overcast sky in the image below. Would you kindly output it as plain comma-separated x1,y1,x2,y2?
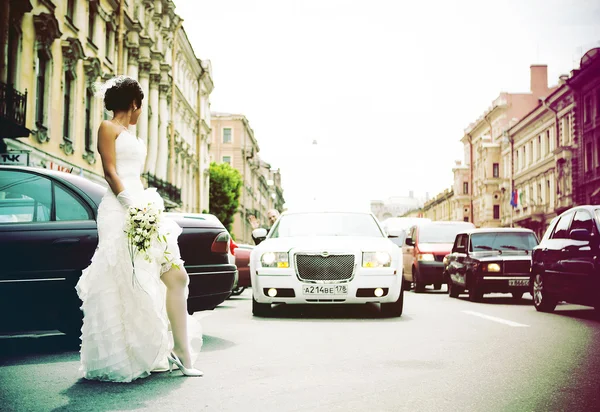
174,0,600,212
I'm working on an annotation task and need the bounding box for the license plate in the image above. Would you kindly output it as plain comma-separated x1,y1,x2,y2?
302,285,348,295
509,279,529,287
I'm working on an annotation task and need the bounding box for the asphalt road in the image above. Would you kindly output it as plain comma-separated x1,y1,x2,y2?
1,287,600,412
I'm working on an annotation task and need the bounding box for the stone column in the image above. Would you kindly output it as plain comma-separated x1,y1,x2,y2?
145,73,160,174
137,61,150,147
155,83,170,180
127,47,139,136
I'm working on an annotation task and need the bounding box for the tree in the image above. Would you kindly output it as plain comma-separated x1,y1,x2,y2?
208,162,243,234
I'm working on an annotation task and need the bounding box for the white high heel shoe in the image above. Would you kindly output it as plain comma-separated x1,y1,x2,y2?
167,352,203,377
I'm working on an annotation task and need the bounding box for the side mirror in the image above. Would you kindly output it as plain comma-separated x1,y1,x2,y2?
405,237,414,246
570,228,591,242
252,228,268,245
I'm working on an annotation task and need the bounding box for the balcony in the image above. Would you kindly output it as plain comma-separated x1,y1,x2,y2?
0,81,30,138
142,173,182,209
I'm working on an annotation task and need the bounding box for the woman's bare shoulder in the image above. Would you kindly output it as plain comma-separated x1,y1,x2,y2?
98,120,121,140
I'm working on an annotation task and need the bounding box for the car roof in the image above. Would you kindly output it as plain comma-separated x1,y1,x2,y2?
460,228,536,235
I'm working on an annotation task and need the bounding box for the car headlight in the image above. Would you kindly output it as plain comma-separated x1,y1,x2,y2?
484,263,501,272
260,252,289,268
362,252,391,268
443,255,449,266
417,253,435,261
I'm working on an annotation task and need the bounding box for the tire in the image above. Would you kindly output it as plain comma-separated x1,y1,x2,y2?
511,292,524,300
468,275,483,302
433,283,442,290
381,287,404,317
231,287,246,296
533,273,557,313
448,278,461,298
413,268,425,293
252,295,273,317
402,279,412,291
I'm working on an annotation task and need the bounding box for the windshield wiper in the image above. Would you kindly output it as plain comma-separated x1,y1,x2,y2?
499,245,525,250
474,245,494,250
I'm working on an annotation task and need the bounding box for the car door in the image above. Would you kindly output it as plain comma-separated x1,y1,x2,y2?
451,234,469,286
540,211,575,295
403,225,416,281
0,170,98,332
560,209,598,305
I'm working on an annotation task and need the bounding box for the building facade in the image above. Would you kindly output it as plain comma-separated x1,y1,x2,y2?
570,48,600,206
422,189,454,221
0,0,213,212
500,78,575,238
370,192,425,221
210,112,285,244
460,65,555,227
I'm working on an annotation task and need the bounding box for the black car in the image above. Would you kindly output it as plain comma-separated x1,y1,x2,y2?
531,205,600,313
444,228,539,302
0,166,237,336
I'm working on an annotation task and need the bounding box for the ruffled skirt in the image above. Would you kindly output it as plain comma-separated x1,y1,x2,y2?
76,187,202,383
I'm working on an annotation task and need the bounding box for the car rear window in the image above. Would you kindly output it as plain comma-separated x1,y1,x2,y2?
470,232,538,252
419,223,473,243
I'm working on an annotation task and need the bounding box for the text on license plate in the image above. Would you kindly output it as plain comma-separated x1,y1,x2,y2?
509,279,529,287
303,285,348,295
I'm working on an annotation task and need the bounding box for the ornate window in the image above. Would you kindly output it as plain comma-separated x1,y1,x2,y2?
88,1,97,46
82,58,101,164
61,38,84,155
66,0,76,22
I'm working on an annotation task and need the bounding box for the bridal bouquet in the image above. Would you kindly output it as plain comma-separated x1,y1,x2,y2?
124,202,171,288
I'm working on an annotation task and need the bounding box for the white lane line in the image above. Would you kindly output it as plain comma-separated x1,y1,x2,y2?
462,310,530,327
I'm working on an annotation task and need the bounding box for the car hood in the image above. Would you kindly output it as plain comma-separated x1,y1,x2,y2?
472,252,532,261
253,236,398,255
417,243,454,254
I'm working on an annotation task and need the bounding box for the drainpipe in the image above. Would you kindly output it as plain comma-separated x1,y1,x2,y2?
196,71,202,213
467,133,474,224
117,0,125,74
510,134,514,228
169,20,183,187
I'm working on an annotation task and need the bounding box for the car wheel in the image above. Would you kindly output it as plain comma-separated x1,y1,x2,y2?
468,276,483,302
381,287,404,317
402,279,412,291
231,287,246,296
448,278,461,298
533,273,557,313
433,283,442,290
413,268,425,293
512,292,524,300
252,295,273,317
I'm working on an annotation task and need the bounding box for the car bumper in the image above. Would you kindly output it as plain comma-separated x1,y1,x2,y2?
187,264,237,312
477,274,531,293
416,261,445,284
252,270,402,304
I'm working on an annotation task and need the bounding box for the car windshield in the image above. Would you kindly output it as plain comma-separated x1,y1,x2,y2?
419,224,471,243
470,232,538,251
269,213,383,238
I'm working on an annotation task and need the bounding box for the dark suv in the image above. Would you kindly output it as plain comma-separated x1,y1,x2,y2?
444,228,539,302
531,206,600,313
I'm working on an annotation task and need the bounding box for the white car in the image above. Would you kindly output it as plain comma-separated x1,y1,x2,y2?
249,211,404,317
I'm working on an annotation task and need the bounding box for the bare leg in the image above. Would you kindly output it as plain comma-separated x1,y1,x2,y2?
161,266,193,368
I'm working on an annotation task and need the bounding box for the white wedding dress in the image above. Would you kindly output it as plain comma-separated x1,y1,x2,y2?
75,128,202,383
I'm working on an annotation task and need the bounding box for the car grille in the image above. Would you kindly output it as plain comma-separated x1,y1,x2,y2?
295,254,355,282
503,260,531,274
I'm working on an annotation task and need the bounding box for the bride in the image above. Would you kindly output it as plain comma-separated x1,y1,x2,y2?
76,75,202,382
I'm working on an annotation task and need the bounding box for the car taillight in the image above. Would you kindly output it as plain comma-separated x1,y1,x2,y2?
230,239,238,255
211,231,230,254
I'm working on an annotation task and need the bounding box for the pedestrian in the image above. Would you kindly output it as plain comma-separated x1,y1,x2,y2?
75,75,203,382
249,208,280,244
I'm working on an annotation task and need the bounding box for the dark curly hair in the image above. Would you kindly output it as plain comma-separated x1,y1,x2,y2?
103,76,144,112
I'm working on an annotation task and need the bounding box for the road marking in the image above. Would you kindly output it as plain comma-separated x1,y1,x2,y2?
462,310,530,327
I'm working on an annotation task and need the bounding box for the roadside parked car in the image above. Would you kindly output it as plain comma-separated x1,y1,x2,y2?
231,243,254,295
0,166,237,337
444,228,539,301
403,221,475,292
531,205,600,313
250,211,404,317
